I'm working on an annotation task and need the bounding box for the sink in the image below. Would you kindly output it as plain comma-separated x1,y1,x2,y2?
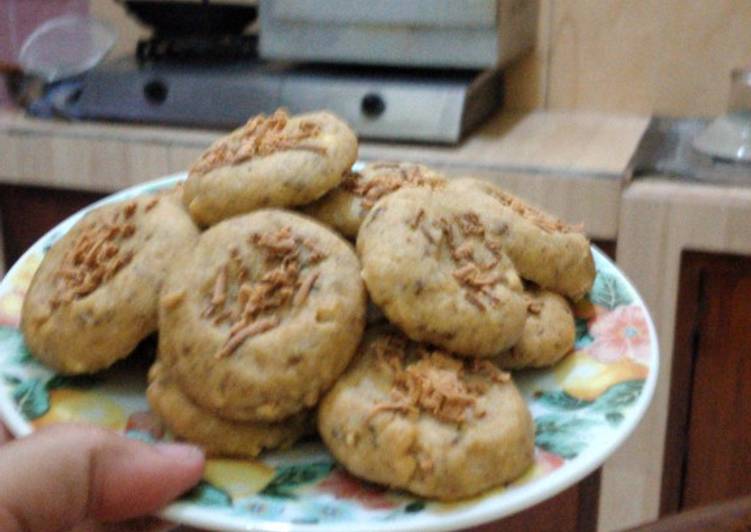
629,117,751,186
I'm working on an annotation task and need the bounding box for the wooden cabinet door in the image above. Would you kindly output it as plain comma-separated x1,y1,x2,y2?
662,252,751,514
0,185,106,268
469,471,600,532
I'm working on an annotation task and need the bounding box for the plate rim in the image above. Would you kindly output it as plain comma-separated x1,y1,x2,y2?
0,173,660,532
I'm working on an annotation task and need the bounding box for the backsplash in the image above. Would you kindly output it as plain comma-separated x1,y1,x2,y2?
507,0,751,117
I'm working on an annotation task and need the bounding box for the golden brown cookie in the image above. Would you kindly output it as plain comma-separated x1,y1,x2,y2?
183,110,358,226
497,287,575,369
303,162,446,238
159,209,366,422
448,178,595,300
21,194,199,374
318,330,535,500
357,186,527,356
147,362,311,458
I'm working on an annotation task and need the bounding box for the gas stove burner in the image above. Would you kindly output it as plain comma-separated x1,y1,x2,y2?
56,57,503,143
136,34,258,63
120,1,257,37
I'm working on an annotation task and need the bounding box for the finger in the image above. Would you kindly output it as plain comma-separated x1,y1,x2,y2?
0,423,205,530
0,423,11,445
73,516,178,532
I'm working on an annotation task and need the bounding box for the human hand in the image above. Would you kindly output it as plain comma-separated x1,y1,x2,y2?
0,423,205,531
0,422,10,445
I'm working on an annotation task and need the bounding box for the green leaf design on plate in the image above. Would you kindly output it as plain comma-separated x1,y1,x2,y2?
125,429,157,444
535,415,598,459
13,344,34,366
591,380,644,413
535,390,593,410
605,412,624,426
291,517,319,525
0,326,19,343
261,461,336,499
574,317,594,348
46,374,102,390
3,375,21,385
184,481,232,506
404,501,426,513
591,270,633,309
13,378,50,419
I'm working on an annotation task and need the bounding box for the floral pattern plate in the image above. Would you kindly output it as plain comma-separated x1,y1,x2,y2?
0,173,659,532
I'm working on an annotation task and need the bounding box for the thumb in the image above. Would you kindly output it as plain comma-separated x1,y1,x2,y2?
0,423,205,531
0,423,11,445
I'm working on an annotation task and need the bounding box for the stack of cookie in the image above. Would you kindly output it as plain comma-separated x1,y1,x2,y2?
20,109,596,501
316,173,593,500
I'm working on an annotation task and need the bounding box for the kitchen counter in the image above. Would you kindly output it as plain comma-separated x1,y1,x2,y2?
0,109,647,242
6,108,751,530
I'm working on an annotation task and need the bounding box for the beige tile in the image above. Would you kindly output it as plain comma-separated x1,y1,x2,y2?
545,0,751,116
504,0,553,110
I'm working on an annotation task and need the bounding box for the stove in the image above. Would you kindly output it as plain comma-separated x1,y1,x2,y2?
33,0,537,144
59,58,503,143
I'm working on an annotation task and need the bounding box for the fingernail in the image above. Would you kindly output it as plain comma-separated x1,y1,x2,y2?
153,442,204,462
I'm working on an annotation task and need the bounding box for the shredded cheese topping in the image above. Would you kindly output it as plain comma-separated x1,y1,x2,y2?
409,211,510,311
343,164,445,209
368,335,510,424
203,226,325,359
190,110,325,176
51,200,143,307
455,211,484,237
527,298,543,315
486,187,578,234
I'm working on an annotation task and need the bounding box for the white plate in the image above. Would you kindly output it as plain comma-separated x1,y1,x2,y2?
0,173,658,531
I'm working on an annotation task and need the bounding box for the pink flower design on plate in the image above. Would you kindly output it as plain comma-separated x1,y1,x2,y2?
588,305,650,364
315,469,399,510
0,312,19,329
125,410,166,440
535,448,565,473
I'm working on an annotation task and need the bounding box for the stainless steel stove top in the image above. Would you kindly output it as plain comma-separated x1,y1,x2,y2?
53,57,504,144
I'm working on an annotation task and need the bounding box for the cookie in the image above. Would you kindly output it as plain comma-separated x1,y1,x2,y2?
147,362,311,458
357,186,527,356
159,209,366,422
21,194,199,374
318,330,535,500
183,109,358,226
303,162,446,238
448,178,595,300
497,288,576,369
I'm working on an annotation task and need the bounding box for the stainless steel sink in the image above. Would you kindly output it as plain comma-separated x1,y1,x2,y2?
629,117,751,186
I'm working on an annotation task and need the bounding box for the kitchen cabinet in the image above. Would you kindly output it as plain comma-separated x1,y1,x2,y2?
601,176,751,531
475,471,600,532
0,184,105,267
661,251,751,515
